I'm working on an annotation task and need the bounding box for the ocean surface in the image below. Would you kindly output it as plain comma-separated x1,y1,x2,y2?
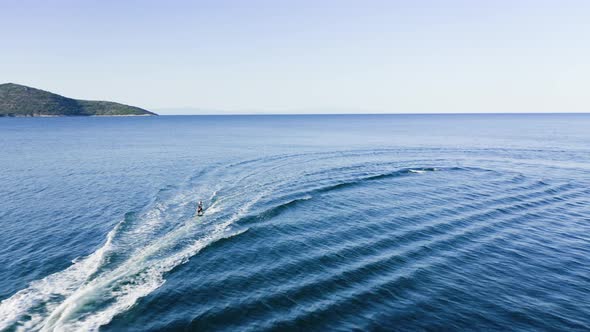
0,114,589,331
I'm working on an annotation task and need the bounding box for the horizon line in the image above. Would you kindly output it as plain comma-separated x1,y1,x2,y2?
153,112,590,116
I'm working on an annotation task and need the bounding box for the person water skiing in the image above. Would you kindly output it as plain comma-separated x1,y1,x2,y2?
197,200,204,216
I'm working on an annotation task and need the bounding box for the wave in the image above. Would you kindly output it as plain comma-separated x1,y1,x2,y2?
235,166,462,226
193,184,585,329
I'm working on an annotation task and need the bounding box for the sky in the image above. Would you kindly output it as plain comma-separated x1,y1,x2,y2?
1,0,590,114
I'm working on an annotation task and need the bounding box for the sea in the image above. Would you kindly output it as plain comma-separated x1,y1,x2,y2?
0,114,589,331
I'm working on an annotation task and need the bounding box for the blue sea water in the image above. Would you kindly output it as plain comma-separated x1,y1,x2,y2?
0,114,589,331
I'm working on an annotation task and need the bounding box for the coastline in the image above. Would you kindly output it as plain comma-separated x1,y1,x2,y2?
0,114,157,117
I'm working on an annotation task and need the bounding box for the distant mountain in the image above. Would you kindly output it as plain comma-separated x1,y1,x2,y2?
0,83,157,117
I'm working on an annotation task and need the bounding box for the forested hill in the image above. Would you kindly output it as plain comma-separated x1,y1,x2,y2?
0,83,156,117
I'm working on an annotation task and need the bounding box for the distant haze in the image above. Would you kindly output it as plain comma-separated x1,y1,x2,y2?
2,0,590,115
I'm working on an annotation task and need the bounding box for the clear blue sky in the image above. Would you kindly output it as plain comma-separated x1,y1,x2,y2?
1,0,589,114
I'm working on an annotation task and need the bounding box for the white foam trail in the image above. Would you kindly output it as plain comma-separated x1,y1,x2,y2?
0,186,257,332
42,221,238,331
48,194,257,331
203,202,222,216
0,222,119,331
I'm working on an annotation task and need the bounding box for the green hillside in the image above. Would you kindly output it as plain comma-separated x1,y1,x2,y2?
0,83,156,117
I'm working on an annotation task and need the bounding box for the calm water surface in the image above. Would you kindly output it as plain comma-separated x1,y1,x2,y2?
0,114,589,331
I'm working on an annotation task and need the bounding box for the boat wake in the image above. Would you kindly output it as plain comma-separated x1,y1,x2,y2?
0,184,251,331
3,149,583,331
